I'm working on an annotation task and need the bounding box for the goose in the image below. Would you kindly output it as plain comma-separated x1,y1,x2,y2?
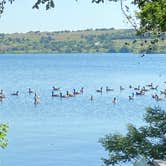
146,83,153,87
0,89,3,95
73,89,80,95
136,91,144,95
60,93,68,98
155,95,164,101
129,96,134,101
106,86,114,92
160,90,166,95
129,85,132,89
0,90,5,98
11,91,19,96
120,86,125,91
96,87,103,93
112,97,117,104
66,91,74,97
134,85,140,91
51,91,60,97
28,88,33,94
141,87,149,92
34,97,41,105
52,86,60,91
34,93,40,99
80,87,84,94
150,85,158,90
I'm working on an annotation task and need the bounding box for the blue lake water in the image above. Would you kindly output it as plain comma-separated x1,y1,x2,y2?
0,53,166,166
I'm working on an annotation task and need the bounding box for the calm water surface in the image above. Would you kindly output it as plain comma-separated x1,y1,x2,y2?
0,53,166,166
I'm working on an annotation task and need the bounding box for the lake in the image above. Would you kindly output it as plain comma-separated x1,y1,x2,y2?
0,53,166,166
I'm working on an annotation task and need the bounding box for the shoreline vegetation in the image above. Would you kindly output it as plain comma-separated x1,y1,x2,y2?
0,28,166,54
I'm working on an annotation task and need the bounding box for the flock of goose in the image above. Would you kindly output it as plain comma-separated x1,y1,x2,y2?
0,82,166,105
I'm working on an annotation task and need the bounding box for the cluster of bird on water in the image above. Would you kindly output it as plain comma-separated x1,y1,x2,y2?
0,82,166,105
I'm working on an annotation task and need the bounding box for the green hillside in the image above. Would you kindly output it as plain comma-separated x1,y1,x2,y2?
0,28,166,54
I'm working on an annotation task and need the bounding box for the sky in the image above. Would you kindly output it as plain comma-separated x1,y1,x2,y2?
0,0,134,33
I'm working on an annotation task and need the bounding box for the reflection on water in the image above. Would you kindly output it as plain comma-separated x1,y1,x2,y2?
0,53,166,166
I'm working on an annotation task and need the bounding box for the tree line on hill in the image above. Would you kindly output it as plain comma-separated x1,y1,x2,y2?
0,29,165,54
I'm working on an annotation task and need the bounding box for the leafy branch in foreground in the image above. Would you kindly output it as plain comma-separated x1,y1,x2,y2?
99,107,166,166
0,123,8,149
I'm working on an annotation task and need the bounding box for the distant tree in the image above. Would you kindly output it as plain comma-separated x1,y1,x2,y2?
99,107,166,166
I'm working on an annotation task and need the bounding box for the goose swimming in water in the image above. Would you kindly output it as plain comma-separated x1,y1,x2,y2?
51,91,60,97
0,90,3,95
146,83,153,87
80,87,84,94
120,86,124,91
150,85,158,90
129,96,134,101
34,97,41,105
66,91,74,97
0,90,5,98
96,87,103,93
134,85,140,91
28,88,33,94
11,91,19,96
52,86,60,91
60,93,68,98
112,97,117,104
73,89,80,95
106,86,114,92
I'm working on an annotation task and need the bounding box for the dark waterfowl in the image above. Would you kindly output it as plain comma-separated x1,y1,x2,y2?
146,83,153,87
0,90,5,98
0,89,3,95
11,91,19,96
96,87,103,93
52,86,60,91
129,96,134,101
150,85,158,90
120,86,124,91
60,92,68,98
66,91,74,97
90,95,94,101
28,88,34,94
112,97,117,104
73,89,80,95
34,97,41,105
106,86,114,92
136,91,145,95
129,85,132,89
80,87,84,94
134,85,140,91
51,91,60,97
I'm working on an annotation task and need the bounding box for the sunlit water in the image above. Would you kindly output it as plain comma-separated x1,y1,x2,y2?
0,53,166,166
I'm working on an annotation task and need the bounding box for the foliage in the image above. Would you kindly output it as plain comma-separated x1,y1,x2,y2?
0,124,8,149
32,0,55,10
132,0,166,33
0,29,165,54
99,107,166,165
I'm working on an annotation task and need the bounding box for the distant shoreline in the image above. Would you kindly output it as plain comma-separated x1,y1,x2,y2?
0,29,166,54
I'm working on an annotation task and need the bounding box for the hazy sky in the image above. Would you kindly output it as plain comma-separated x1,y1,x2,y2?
0,0,133,33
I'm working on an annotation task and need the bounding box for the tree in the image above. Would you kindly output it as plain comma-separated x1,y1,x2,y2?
99,107,166,166
0,124,8,149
